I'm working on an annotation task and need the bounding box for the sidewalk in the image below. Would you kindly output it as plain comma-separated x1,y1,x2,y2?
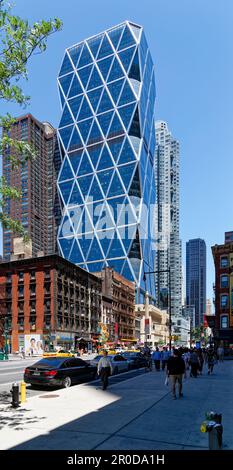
0,361,232,450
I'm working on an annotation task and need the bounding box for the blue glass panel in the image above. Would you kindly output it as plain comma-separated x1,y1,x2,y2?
99,230,114,255
86,201,104,227
97,111,114,136
118,226,135,252
86,67,103,91
140,143,148,171
59,125,73,149
77,64,93,89
87,34,104,59
68,75,83,98
59,73,73,95
118,103,136,131
59,180,73,204
59,87,65,108
97,169,112,196
59,215,73,238
97,35,114,60
107,113,124,139
78,174,93,198
86,261,104,272
106,196,124,223
78,151,93,176
118,25,135,51
68,181,83,206
78,97,93,120
59,53,73,76
121,260,134,281
129,257,141,280
68,95,83,119
107,58,124,82
78,235,92,258
107,258,125,274
78,118,93,144
87,237,103,261
107,78,124,104
128,167,141,198
107,171,124,197
128,50,140,81
88,176,104,201
77,43,93,68
68,127,83,152
97,89,114,113
129,107,141,138
118,46,136,73
140,31,149,60
118,163,135,191
108,136,124,162
108,25,124,49
107,232,125,258
59,237,74,258
68,208,82,233
118,137,136,165
68,149,82,174
68,44,83,67
87,144,103,168
97,145,113,170
129,23,142,40
59,157,74,181
97,56,114,81
69,240,84,263
87,120,103,146
59,104,73,128
118,81,135,106
87,87,103,112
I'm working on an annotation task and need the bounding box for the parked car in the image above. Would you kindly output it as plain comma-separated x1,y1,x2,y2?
90,354,130,375
24,357,97,388
122,351,148,369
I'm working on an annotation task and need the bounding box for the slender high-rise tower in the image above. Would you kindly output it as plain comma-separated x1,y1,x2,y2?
186,238,206,327
57,21,157,302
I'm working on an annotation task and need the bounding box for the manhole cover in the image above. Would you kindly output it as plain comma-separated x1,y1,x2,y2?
39,394,60,398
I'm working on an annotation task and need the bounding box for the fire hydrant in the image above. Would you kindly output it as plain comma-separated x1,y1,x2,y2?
200,411,223,450
10,382,20,408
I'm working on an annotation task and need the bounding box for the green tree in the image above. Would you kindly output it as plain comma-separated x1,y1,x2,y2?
0,0,62,238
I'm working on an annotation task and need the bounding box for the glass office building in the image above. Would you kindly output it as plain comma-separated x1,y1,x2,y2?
57,21,157,301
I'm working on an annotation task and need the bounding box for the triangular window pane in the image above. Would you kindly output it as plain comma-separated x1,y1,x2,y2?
87,120,103,146
78,118,93,144
78,174,93,198
118,46,136,73
97,56,114,81
118,25,135,51
59,73,73,96
87,237,103,261
121,259,134,281
78,235,92,259
77,64,93,89
68,44,83,67
97,145,114,170
129,23,142,40
118,103,136,131
68,75,83,98
129,79,141,96
97,111,114,136
86,261,104,272
88,176,104,201
59,104,73,128
107,113,124,139
107,196,125,224
97,169,113,196
107,78,124,105
59,86,65,108
118,81,136,106
87,88,103,114
128,167,141,198
69,239,84,264
129,135,141,155
86,66,103,91
97,89,114,113
59,53,73,76
99,230,114,255
59,214,72,237
59,125,73,149
96,201,115,229
107,57,124,83
129,257,141,280
68,149,82,174
108,136,124,162
107,171,124,197
68,95,83,119
59,237,74,258
129,107,141,138
118,137,136,165
77,43,93,68
108,25,124,49
68,127,83,152
59,157,74,182
78,97,93,120
107,258,125,274
107,233,125,258
68,208,82,233
118,163,135,191
129,50,141,81
87,144,103,169
86,201,104,227
58,180,73,204
78,151,93,176
97,35,114,60
118,226,135,252
87,34,104,59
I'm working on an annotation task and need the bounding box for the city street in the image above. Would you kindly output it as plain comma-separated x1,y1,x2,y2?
0,360,232,450
0,358,42,403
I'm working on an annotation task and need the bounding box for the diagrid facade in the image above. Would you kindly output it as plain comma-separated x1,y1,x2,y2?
57,21,157,302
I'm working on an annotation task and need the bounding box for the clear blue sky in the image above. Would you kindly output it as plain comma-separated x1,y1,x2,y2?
2,0,233,305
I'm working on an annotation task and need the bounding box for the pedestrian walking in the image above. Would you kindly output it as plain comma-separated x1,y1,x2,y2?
152,347,161,371
217,346,224,362
97,350,113,390
197,349,204,375
167,349,185,399
189,349,199,378
206,347,216,375
161,347,170,371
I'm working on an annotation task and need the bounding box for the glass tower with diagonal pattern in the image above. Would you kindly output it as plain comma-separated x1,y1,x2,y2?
57,21,157,302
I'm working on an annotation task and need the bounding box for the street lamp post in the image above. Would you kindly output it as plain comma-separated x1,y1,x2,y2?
143,267,172,350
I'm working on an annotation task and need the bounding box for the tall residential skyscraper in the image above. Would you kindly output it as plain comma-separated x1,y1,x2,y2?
186,238,206,327
2,114,61,259
57,21,157,302
155,121,182,317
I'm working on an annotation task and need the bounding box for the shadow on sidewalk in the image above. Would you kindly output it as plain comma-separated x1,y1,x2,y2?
0,406,46,431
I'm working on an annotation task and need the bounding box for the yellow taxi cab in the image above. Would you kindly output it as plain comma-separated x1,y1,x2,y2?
43,351,74,358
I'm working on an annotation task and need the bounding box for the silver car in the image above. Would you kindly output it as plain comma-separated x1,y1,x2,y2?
90,354,130,375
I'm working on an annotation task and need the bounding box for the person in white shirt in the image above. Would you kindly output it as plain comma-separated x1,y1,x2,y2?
97,351,113,390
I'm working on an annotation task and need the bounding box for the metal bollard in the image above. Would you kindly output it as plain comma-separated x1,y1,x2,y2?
10,382,20,408
20,381,26,403
200,411,223,450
